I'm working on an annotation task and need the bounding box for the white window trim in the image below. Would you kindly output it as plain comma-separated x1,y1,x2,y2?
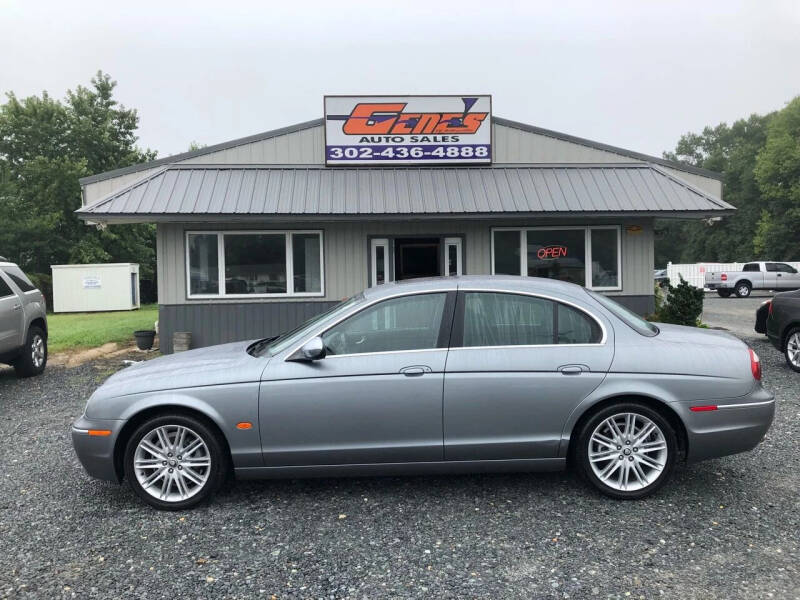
370,238,390,287
185,229,325,299
491,226,622,291
443,237,463,276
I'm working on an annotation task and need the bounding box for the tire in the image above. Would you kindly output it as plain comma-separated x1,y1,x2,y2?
716,289,732,298
735,282,752,298
123,413,229,510
574,402,677,500
785,327,800,373
13,326,47,377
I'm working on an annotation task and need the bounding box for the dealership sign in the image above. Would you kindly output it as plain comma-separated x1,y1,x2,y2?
324,95,491,165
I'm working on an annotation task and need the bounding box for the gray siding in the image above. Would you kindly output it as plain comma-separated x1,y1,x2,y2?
156,218,654,305
83,167,161,205
159,301,337,354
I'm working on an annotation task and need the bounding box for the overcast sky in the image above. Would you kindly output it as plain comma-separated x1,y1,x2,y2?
1,0,798,160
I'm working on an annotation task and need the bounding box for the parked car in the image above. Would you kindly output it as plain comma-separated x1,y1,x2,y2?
765,289,800,372
654,269,669,289
705,261,800,298
0,258,48,377
755,299,771,334
72,275,774,510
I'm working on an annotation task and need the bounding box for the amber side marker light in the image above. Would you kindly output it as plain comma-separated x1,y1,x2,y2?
236,422,253,430
87,429,112,437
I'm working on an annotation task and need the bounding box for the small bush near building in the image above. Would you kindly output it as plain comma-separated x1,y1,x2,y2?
650,275,704,326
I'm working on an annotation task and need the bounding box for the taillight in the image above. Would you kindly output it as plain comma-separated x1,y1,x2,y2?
721,273,728,281
767,301,773,316
749,348,761,381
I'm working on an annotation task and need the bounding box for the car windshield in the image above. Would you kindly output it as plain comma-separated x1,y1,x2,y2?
249,294,364,357
587,290,659,337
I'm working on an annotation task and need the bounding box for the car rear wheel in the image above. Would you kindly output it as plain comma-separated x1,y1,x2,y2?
575,402,677,499
123,413,229,510
735,282,752,298
716,289,732,298
13,326,47,377
785,328,800,373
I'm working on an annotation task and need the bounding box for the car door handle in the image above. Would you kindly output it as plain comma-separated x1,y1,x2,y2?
559,365,585,375
12,304,21,311
400,365,430,376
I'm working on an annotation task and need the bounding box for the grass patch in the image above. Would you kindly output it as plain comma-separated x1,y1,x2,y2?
47,305,159,353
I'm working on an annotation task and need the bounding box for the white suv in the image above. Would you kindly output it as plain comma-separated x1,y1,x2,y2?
0,259,48,377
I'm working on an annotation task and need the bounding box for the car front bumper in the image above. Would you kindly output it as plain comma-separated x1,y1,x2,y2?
674,386,775,463
71,415,126,483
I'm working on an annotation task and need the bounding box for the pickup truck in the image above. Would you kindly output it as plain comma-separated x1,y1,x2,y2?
705,261,800,298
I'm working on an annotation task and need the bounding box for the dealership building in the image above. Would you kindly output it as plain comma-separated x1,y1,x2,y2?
77,96,731,353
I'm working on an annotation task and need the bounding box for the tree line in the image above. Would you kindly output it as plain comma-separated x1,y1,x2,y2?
1,72,798,296
655,96,800,266
0,71,156,300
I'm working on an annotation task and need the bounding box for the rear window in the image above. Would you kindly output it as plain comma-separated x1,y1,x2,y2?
587,290,659,337
743,263,759,272
0,274,14,298
2,266,36,292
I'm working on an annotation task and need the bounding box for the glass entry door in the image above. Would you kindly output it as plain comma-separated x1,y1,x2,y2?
369,236,463,286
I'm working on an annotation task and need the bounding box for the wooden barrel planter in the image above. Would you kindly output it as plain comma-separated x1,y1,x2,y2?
173,331,192,352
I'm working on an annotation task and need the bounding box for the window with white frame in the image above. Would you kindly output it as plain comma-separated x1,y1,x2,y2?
186,230,324,298
492,226,621,291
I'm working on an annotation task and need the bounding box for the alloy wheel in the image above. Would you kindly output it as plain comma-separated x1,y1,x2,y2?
133,425,211,502
787,332,800,368
588,412,668,492
31,334,45,368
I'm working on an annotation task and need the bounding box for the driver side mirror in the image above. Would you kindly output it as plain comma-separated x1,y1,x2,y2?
289,336,326,362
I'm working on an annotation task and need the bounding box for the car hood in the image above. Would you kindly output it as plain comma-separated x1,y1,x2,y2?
90,340,267,400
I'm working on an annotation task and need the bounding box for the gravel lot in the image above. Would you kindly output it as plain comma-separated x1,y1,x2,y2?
1,328,798,599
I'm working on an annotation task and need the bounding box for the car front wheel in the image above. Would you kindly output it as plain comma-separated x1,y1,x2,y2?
13,326,47,377
785,328,800,373
575,402,677,499
123,413,229,510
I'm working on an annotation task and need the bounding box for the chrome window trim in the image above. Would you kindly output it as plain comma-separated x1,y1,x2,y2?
457,287,609,346
282,289,455,361
283,285,608,361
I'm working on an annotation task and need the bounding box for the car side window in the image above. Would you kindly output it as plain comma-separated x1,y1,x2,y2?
322,293,446,356
463,292,554,347
2,267,36,292
765,263,778,272
558,303,603,344
775,263,797,274
0,274,14,298
743,263,759,272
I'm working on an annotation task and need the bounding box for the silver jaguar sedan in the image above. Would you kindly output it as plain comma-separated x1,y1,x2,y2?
72,276,775,510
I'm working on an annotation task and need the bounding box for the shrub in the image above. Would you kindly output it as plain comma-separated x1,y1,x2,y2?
651,275,704,326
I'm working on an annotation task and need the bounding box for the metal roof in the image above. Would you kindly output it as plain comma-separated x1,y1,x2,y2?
77,163,733,222
78,117,722,186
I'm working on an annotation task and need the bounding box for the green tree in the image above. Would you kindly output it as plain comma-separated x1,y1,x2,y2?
753,96,800,260
0,71,157,284
655,113,773,266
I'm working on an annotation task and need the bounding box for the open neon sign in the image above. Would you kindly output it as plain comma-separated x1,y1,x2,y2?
536,245,568,260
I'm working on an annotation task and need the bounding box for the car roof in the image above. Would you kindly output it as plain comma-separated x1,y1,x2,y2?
362,275,587,300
